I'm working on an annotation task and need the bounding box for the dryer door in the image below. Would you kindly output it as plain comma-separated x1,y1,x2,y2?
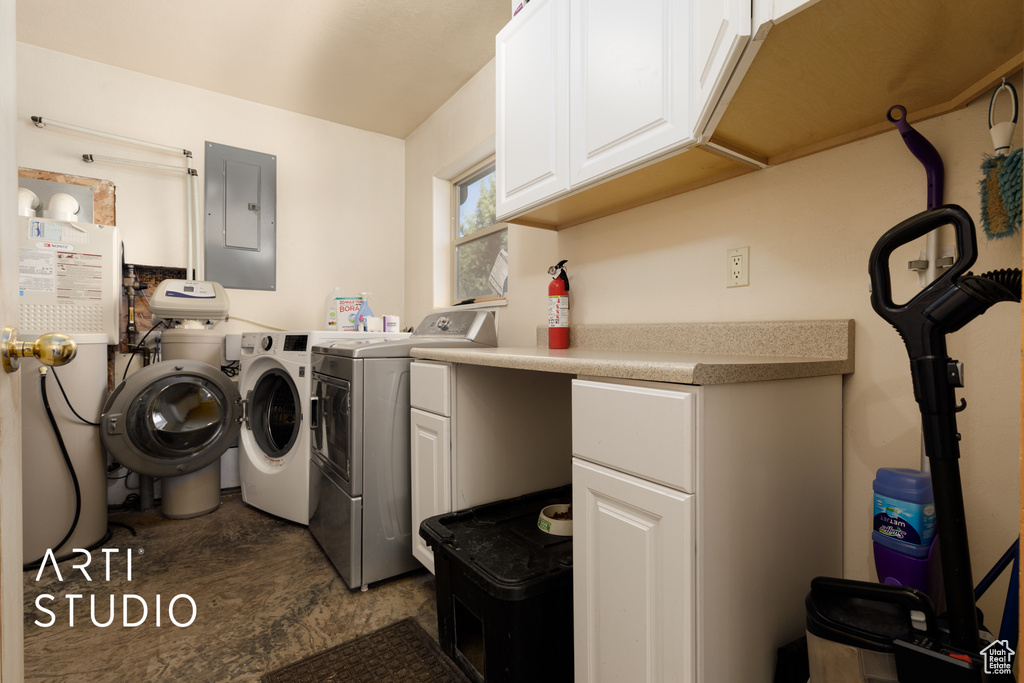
101,359,242,477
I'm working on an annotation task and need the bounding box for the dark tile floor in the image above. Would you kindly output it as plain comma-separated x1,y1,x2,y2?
23,492,438,682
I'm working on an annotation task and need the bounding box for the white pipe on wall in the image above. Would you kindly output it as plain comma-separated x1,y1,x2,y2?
185,159,194,279
82,154,189,174
32,116,188,156
190,169,202,280
35,116,199,279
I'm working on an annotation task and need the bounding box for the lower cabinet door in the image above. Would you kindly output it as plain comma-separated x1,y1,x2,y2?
573,457,695,683
410,408,451,574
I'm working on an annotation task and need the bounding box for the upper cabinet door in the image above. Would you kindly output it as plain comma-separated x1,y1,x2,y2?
495,0,570,220
569,0,692,187
691,0,752,139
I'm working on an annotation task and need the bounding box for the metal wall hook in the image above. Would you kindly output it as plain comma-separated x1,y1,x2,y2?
1,327,77,373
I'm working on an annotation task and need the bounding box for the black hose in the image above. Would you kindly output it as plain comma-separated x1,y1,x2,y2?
23,528,115,572
23,370,83,570
978,268,1022,301
955,268,1022,312
123,320,164,381
48,367,100,426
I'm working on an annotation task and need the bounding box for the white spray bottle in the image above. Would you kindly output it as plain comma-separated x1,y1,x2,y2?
355,292,374,331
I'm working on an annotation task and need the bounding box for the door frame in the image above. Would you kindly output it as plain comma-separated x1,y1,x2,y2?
0,0,26,678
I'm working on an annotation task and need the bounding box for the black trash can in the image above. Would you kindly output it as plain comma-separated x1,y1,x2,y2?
420,486,574,683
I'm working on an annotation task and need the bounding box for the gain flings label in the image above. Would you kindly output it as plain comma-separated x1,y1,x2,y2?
873,494,936,546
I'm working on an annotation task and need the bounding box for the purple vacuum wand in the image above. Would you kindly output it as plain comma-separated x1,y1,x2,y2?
887,105,945,208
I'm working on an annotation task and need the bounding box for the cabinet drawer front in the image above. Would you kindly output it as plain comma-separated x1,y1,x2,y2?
572,379,695,492
410,361,450,416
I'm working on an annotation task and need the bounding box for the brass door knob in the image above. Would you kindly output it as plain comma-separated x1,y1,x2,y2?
1,327,78,373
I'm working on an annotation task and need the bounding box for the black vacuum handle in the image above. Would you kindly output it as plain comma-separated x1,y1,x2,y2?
869,205,977,329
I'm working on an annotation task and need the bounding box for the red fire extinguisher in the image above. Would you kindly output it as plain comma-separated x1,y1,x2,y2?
548,260,570,349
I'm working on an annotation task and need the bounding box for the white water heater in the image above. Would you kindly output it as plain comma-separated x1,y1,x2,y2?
17,216,120,344
22,333,109,564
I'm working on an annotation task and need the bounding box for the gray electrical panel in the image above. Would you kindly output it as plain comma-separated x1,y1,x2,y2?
204,142,276,290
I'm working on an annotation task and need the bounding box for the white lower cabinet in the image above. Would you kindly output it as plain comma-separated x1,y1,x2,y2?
572,375,843,682
573,458,695,682
410,407,451,574
410,361,574,574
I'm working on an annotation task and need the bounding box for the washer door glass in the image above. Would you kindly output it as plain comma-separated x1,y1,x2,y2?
248,368,301,459
127,376,230,456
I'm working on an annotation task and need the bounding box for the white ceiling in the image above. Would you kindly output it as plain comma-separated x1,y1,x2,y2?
15,0,510,140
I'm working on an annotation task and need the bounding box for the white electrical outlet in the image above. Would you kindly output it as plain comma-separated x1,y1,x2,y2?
727,246,749,287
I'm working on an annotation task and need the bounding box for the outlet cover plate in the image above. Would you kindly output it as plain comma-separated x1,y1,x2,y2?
727,246,749,287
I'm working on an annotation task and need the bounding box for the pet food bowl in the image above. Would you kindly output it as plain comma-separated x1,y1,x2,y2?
537,504,573,536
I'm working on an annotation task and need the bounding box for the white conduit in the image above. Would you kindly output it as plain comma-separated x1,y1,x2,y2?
185,157,194,279
82,154,188,174
33,116,199,279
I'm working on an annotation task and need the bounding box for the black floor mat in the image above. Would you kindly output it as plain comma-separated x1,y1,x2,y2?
261,617,470,683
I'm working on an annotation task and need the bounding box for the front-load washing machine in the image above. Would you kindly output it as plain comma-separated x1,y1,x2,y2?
100,328,237,518
237,330,409,525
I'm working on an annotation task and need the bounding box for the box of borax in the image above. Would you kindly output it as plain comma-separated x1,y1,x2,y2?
327,297,364,330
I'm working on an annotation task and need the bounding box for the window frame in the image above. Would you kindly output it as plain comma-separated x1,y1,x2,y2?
451,156,507,303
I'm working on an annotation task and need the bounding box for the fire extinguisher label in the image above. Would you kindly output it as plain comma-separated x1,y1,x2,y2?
548,295,569,327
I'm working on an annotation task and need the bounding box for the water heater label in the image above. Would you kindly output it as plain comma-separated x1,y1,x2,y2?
56,252,104,301
19,247,55,293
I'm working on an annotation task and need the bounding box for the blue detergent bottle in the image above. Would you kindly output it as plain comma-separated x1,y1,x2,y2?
872,467,943,605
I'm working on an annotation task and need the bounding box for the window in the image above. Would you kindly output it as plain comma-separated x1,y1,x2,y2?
453,161,507,302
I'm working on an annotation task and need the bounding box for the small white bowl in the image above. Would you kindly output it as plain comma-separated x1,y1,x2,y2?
537,504,573,536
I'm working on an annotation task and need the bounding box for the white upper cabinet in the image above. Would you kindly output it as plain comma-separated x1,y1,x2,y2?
496,0,756,221
691,0,752,139
495,0,570,218
569,0,693,186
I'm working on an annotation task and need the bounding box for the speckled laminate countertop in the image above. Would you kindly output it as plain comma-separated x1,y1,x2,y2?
410,320,855,385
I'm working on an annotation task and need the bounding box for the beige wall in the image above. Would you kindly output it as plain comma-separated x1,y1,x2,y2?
404,59,559,347
560,84,1023,626
16,43,406,334
406,62,1023,627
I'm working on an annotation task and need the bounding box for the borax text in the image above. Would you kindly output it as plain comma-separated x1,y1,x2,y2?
33,548,197,628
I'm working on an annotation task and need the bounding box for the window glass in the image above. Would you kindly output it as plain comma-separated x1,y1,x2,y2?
456,231,508,300
457,166,497,239
454,163,507,302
